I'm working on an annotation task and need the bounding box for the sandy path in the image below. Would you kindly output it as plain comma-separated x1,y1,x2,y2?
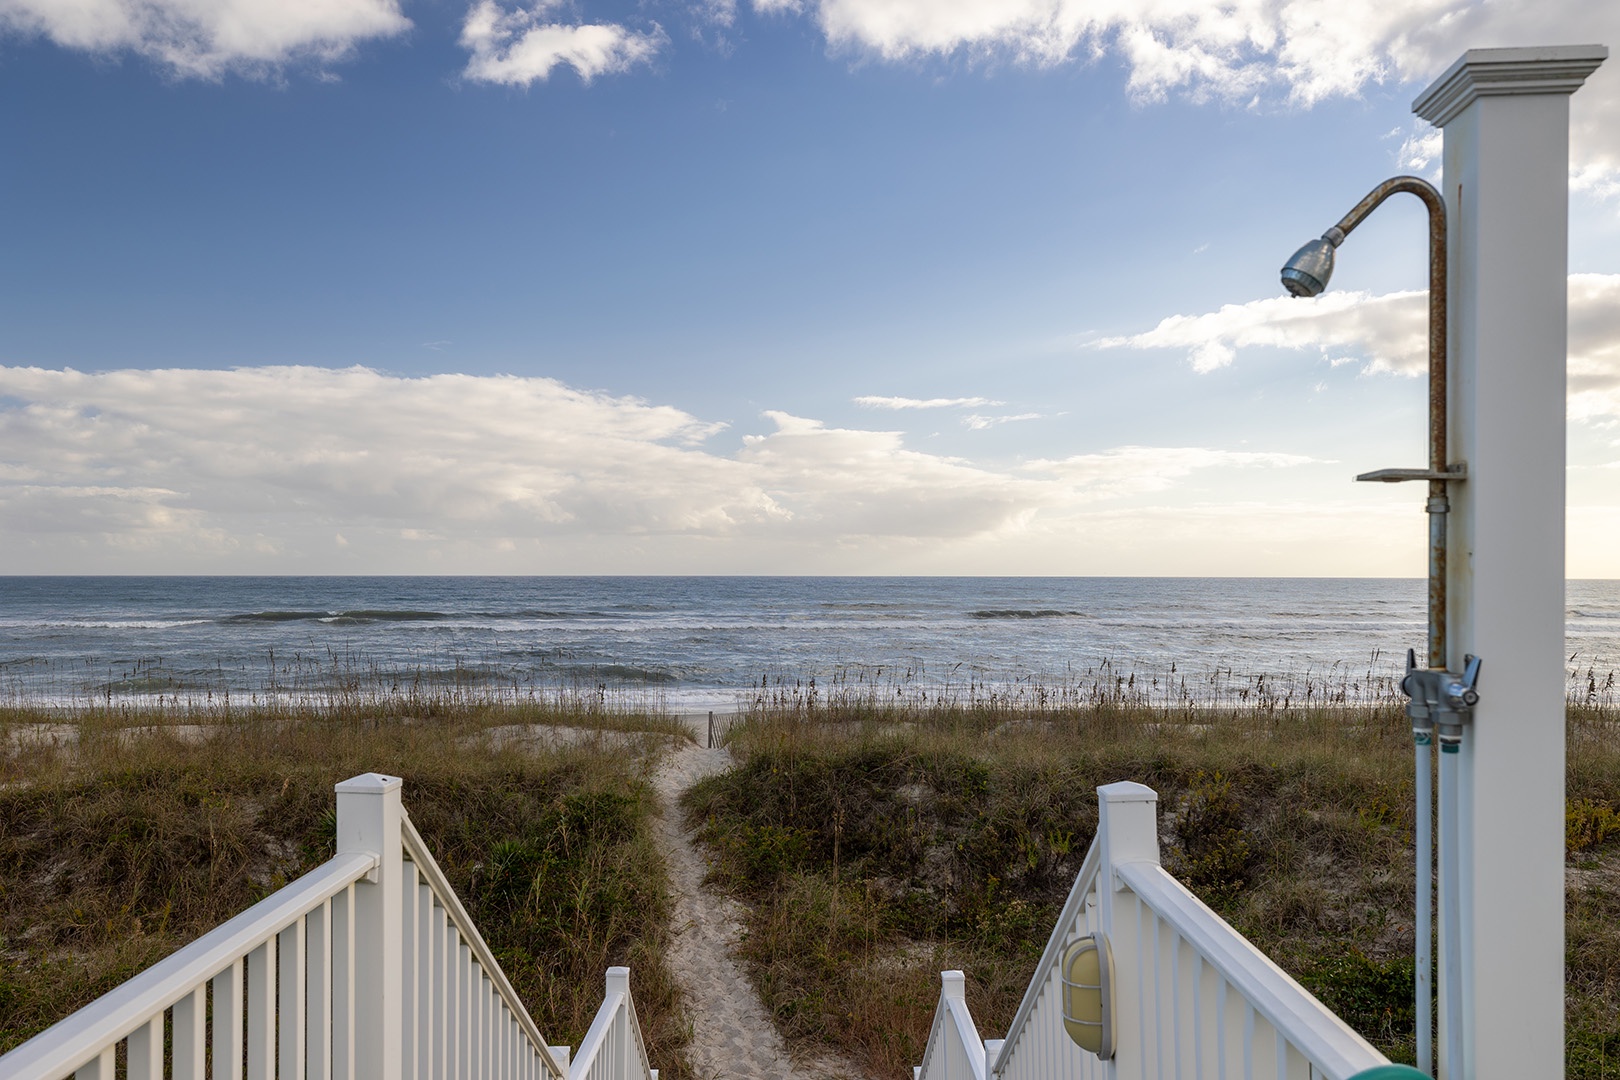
654,728,867,1080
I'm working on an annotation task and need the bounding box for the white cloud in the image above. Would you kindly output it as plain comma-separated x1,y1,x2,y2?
1100,274,1620,421
964,412,1044,430
1569,274,1620,423
1394,121,1442,177
1027,446,1317,500
0,0,409,78
1095,290,1429,375
759,0,1620,188
0,365,1312,570
854,394,1003,409
460,0,664,85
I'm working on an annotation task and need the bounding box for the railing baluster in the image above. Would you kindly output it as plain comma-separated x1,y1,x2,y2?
435,901,450,1080
402,861,418,1080
418,883,435,1080
1241,1003,1256,1080
216,958,245,1080
248,940,275,1080
1172,926,1185,1080
281,917,308,1080
334,885,356,1080
1216,976,1231,1080
471,962,483,1080
72,1046,114,1079
127,1014,163,1080
445,915,458,1080
308,899,333,1080
1250,1013,1279,1079
174,985,207,1080
1275,1028,1289,1080
458,937,472,1080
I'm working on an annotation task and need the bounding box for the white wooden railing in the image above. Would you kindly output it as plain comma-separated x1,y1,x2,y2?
915,971,987,1080
568,968,657,1080
917,781,1407,1080
0,773,657,1080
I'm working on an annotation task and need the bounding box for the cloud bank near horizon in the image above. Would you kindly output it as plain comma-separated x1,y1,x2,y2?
0,365,1316,571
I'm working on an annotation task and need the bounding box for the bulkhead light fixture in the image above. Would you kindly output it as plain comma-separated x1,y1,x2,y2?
1060,932,1115,1058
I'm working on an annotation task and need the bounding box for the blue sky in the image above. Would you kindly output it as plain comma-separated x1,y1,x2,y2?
1,0,1617,575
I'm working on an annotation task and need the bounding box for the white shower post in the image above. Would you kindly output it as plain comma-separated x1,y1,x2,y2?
1412,44,1607,1080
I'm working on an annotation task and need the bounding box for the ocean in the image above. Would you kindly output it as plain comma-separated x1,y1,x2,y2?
1,577,1616,711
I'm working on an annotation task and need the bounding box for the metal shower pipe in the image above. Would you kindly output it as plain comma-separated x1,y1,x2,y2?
1280,175,1456,1078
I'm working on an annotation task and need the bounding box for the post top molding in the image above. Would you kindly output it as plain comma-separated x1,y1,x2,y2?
335,772,402,794
1097,780,1157,804
1413,44,1607,126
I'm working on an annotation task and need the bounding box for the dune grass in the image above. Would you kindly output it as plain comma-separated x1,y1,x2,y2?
686,696,1620,1080
0,700,694,1076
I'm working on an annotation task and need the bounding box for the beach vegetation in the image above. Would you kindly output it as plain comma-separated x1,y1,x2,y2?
688,691,1620,1080
0,701,693,1076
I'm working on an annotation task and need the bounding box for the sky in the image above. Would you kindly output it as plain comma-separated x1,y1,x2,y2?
0,0,1617,577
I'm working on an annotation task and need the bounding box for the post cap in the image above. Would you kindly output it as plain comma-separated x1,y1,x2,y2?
1097,781,1158,804
334,773,403,794
941,970,966,998
1414,44,1608,126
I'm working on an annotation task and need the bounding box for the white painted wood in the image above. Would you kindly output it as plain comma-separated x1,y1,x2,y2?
400,817,567,1078
988,836,1101,1078
434,900,449,1080
1117,862,1383,1080
308,898,333,1080
402,860,418,1080
459,940,473,1080
281,917,308,1080
983,783,1388,1080
417,882,435,1080
174,986,207,1080
1,775,577,1080
333,884,356,1080
217,958,245,1080
1098,781,1158,1080
127,1015,162,1080
1414,43,1608,1080
73,1046,113,1079
248,940,275,1080
0,854,371,1080
336,773,404,1080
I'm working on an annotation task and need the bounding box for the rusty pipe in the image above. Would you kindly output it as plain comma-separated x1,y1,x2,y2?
1294,176,1449,669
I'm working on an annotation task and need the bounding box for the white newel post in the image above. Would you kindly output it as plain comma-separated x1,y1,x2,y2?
1413,45,1608,1080
606,966,632,1076
1096,782,1160,1080
336,773,405,1080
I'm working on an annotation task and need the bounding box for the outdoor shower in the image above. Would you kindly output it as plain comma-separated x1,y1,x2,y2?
1281,176,1478,1080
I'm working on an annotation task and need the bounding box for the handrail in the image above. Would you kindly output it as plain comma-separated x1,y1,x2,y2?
0,851,377,1080
570,991,627,1077
1118,860,1386,1080
568,967,653,1080
945,995,988,1080
400,810,569,1078
916,971,987,1080
989,833,1102,1075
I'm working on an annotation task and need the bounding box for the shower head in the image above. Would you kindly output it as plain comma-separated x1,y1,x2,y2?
1280,233,1340,297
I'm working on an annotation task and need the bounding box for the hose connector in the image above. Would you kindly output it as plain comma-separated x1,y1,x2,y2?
1401,651,1482,751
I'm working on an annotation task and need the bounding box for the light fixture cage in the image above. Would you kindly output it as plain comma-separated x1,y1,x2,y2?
1060,931,1116,1059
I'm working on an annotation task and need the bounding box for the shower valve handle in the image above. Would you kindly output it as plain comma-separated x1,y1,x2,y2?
1401,650,1482,742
